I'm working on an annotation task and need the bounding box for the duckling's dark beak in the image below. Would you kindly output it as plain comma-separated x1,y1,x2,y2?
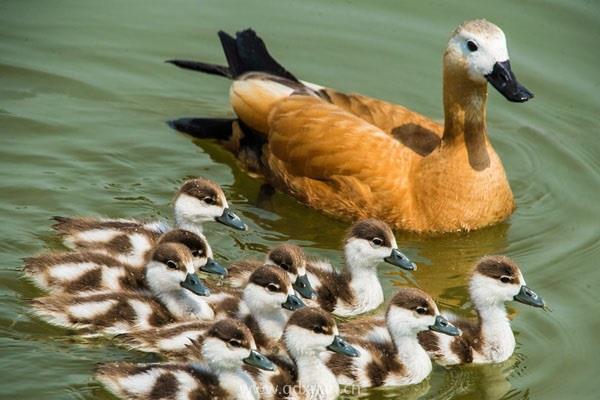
485,60,534,103
292,274,315,299
200,258,227,277
429,315,460,336
215,208,247,231
384,248,416,271
282,293,305,311
327,335,360,357
180,273,210,296
514,285,544,308
243,349,275,371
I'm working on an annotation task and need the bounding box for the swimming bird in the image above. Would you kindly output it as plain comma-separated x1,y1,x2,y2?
417,255,544,365
23,229,226,295
323,288,459,387
31,243,214,334
96,318,274,400
167,20,533,233
52,177,246,267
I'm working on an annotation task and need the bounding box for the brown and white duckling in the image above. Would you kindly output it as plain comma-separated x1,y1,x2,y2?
418,256,544,365
306,219,415,317
227,243,315,299
251,307,359,400
323,288,458,387
23,230,226,295
31,243,214,334
97,318,274,400
51,177,245,267
120,265,304,355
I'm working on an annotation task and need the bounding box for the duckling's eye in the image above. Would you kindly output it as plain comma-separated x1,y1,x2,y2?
467,40,478,52
372,238,383,246
166,260,178,270
312,325,325,334
203,196,216,205
500,276,511,284
228,339,242,348
266,283,279,292
280,263,290,271
416,307,428,315
191,250,202,257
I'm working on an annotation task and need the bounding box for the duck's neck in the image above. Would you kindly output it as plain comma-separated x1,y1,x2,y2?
442,65,490,171
339,253,384,316
156,289,214,320
294,352,340,400
217,368,259,400
474,301,515,362
390,330,432,384
252,307,288,341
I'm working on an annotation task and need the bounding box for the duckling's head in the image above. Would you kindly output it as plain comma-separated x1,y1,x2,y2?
265,244,315,299
145,242,210,296
344,219,415,271
243,265,305,314
191,319,274,372
470,255,544,309
284,307,359,358
157,229,227,276
445,19,533,102
386,288,459,337
174,177,246,231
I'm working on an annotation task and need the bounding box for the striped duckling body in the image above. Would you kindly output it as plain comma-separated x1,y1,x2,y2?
23,229,225,295
31,243,213,334
323,288,459,387
97,318,274,400
418,256,544,365
306,219,415,317
51,177,245,267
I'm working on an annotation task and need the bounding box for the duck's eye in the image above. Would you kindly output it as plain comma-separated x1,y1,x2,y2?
416,307,428,315
280,263,290,271
228,339,242,348
372,238,383,246
191,250,202,257
203,196,216,205
266,283,279,292
313,326,325,334
500,276,511,284
166,260,178,270
467,40,478,52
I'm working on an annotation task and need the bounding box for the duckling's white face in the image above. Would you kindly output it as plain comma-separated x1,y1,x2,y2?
174,191,228,225
386,291,440,337
145,243,196,293
284,308,339,357
157,229,212,271
470,257,525,307
200,319,258,372
345,237,395,268
265,244,308,282
243,280,293,313
446,19,508,83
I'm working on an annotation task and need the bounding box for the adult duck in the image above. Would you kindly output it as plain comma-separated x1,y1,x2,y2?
168,19,533,233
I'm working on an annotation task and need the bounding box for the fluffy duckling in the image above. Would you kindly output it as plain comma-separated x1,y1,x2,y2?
52,177,245,267
97,318,274,400
31,243,214,334
418,256,544,365
306,219,415,317
120,265,304,355
250,307,359,400
227,243,315,299
323,288,459,387
23,230,225,295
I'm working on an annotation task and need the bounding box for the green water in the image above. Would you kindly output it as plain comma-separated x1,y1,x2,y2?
1,0,599,398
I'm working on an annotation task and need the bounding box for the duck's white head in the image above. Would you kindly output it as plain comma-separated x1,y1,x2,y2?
469,256,545,309
386,288,459,338
283,307,359,359
445,19,533,102
265,244,315,300
173,177,246,231
157,229,227,276
191,318,274,372
344,219,415,272
242,265,305,315
145,242,210,297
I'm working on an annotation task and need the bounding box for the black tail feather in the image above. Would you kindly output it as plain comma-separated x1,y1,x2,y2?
167,118,235,140
166,60,231,78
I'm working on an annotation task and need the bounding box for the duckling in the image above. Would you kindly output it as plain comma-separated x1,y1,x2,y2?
323,288,459,387
120,265,304,355
227,243,315,299
306,219,415,317
418,256,544,365
31,243,214,334
23,229,226,295
167,21,533,233
51,177,246,266
250,307,359,400
97,318,274,400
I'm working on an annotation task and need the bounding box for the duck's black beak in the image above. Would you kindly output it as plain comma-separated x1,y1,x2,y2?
485,60,534,103
429,315,460,336
384,248,417,271
215,208,247,231
200,258,227,277
292,274,315,299
180,273,210,296
327,335,360,357
281,293,305,311
514,285,544,308
243,349,275,371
